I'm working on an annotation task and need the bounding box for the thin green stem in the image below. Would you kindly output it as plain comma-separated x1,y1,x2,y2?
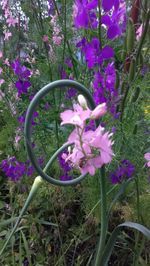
95,166,108,266
52,0,78,79
98,0,102,49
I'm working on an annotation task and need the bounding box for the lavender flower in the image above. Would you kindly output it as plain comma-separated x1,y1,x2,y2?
18,111,39,126
0,156,26,181
11,59,31,96
73,0,98,29
0,156,44,181
110,159,135,184
58,151,72,181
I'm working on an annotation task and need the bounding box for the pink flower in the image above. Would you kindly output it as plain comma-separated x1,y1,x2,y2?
136,24,143,41
144,153,150,167
90,103,107,119
0,79,5,86
0,89,5,100
6,17,17,27
4,58,10,66
60,103,91,127
0,67,3,74
42,35,49,42
52,36,62,45
65,125,113,176
0,51,3,59
4,31,12,40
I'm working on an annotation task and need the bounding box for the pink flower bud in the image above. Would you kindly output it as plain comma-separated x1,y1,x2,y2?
90,103,107,119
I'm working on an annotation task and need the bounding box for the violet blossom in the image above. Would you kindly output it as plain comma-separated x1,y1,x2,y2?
73,0,98,29
58,150,72,181
79,37,114,69
110,159,135,184
11,59,31,96
101,1,126,40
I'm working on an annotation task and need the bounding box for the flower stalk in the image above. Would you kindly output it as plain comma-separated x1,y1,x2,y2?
95,166,108,266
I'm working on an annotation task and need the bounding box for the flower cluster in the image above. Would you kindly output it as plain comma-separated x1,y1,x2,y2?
73,0,98,29
77,37,114,69
74,0,126,117
50,13,63,46
18,111,39,126
47,0,54,16
144,153,150,167
101,0,126,40
60,96,113,176
11,59,31,96
58,151,72,181
110,159,135,184
1,0,18,41
0,156,44,182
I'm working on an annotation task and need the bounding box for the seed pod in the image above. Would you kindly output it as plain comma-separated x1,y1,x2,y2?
129,58,136,82
120,81,126,95
142,0,148,21
131,86,140,103
138,52,143,67
121,38,127,61
115,70,120,89
127,18,135,53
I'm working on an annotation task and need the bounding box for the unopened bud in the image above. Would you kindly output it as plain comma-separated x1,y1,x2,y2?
129,58,136,82
90,103,107,119
127,18,135,53
78,94,88,109
115,70,120,89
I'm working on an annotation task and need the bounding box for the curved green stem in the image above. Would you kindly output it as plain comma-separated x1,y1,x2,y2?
95,166,108,266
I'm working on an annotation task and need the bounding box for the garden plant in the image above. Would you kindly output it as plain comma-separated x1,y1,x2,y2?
0,0,150,265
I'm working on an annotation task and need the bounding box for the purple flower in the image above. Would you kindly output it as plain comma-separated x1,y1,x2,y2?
73,0,98,29
111,126,117,133
0,156,44,181
110,159,135,184
101,1,126,40
11,59,31,79
58,151,71,173
79,38,114,69
65,58,73,68
18,111,39,126
102,0,119,12
11,59,32,96
15,80,31,96
93,63,117,112
66,87,77,99
58,151,72,181
0,157,26,181
85,120,95,131
47,0,54,16
60,174,72,181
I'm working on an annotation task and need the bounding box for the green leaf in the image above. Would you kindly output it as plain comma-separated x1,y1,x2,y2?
108,179,132,214
0,201,5,209
101,222,150,266
21,230,32,266
0,217,18,228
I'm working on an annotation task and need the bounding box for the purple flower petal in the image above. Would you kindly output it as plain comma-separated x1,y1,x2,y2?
101,46,114,60
107,24,121,40
102,0,115,12
101,15,112,27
